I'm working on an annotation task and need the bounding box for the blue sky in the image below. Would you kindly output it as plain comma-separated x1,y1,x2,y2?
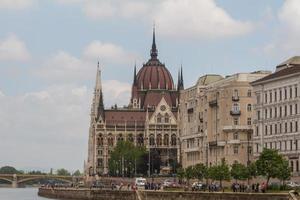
0,0,299,172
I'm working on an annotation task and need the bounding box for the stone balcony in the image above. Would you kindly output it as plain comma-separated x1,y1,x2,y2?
223,125,252,132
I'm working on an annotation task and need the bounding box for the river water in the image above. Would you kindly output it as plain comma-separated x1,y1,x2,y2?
0,188,49,200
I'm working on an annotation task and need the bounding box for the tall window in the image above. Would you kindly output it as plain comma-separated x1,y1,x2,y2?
247,117,252,125
285,88,287,99
257,111,261,120
285,122,288,133
296,121,298,132
163,134,169,146
290,105,293,115
290,87,293,99
171,134,177,146
157,114,162,123
265,93,268,103
156,134,162,146
164,114,169,123
296,104,298,114
280,89,282,101
275,107,277,118
296,86,298,98
233,117,239,125
234,89,239,97
233,132,238,140
149,134,155,146
247,90,252,97
290,122,293,132
247,104,252,112
285,105,287,116
270,91,272,103
233,145,239,154
275,91,277,102
232,103,240,112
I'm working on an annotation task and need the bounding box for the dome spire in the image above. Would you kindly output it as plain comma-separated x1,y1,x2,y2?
150,23,158,60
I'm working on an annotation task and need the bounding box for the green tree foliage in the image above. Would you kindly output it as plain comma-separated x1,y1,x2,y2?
208,158,230,187
247,162,257,179
176,167,185,184
276,158,291,185
28,170,46,175
231,162,249,182
72,170,81,176
193,163,208,181
108,140,147,177
256,148,291,186
56,168,71,176
185,166,194,185
0,166,22,174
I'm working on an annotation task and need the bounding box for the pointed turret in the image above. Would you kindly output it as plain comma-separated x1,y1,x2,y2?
94,62,105,122
133,62,137,85
177,65,184,91
150,25,158,60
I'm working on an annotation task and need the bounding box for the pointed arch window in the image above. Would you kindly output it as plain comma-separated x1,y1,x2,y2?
164,113,169,123
157,114,162,123
164,134,169,146
171,134,177,146
149,134,155,146
156,134,162,146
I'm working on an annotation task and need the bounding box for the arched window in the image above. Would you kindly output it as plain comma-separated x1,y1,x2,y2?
247,104,252,112
232,103,240,112
156,134,162,146
149,134,155,146
97,134,104,146
171,134,177,146
157,114,162,123
164,134,169,146
127,134,134,143
137,134,144,146
164,114,169,123
108,133,114,146
117,134,123,143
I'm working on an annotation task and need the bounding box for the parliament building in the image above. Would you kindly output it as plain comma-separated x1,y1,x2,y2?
85,29,184,176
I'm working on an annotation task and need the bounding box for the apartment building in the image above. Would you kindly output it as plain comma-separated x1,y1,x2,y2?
180,72,270,168
251,56,300,175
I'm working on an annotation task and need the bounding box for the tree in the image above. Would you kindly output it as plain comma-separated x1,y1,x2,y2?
277,158,291,186
56,168,71,176
231,162,248,182
185,166,194,186
256,148,283,186
72,170,81,176
0,166,21,174
176,167,185,184
193,163,208,181
208,158,230,188
108,140,147,177
247,162,257,179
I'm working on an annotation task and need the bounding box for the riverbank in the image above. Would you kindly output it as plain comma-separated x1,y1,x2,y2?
38,187,294,200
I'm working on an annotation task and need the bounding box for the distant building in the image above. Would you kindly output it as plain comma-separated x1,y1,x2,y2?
85,29,183,177
180,71,270,168
251,56,300,175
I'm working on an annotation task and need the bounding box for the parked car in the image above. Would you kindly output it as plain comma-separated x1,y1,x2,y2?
286,181,300,188
162,179,180,188
135,177,147,187
192,182,205,191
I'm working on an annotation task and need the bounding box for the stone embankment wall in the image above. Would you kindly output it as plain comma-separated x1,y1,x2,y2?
38,188,292,200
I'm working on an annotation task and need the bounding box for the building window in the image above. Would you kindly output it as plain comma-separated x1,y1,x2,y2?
265,125,268,135
270,124,273,135
275,107,277,118
247,104,252,112
290,122,293,132
247,117,252,125
233,132,238,140
285,122,288,133
270,91,272,103
257,94,261,104
157,114,162,123
233,145,239,154
171,134,177,146
280,106,282,117
296,86,298,98
275,91,277,102
256,126,259,136
234,89,239,97
296,121,298,132
232,103,240,112
280,89,282,101
149,135,155,146
270,108,272,118
247,90,252,97
297,160,299,172
290,87,293,99
295,104,298,114
164,114,169,123
285,88,287,99
265,109,268,119
156,134,162,146
275,124,278,134
233,117,239,125
290,105,293,115
257,111,261,120
265,93,268,103
163,134,169,146
285,106,287,116
290,140,293,150
279,123,282,133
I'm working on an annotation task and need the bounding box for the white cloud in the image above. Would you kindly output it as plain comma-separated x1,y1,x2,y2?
261,0,300,58
0,81,131,170
0,0,34,10
155,0,253,39
103,80,131,107
66,0,253,39
0,34,31,61
83,41,137,63
33,51,94,83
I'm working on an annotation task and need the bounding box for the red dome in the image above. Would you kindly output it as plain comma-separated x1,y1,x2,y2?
136,60,174,90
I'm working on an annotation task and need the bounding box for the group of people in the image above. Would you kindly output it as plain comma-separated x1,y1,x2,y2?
231,182,267,193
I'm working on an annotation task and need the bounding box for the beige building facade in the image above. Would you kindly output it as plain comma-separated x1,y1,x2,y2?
180,72,270,168
251,57,300,175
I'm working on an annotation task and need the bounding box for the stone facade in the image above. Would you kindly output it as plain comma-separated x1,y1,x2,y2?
180,72,270,168
85,29,183,177
251,56,300,176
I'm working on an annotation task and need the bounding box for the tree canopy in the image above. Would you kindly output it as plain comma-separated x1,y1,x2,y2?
0,166,22,174
56,168,71,176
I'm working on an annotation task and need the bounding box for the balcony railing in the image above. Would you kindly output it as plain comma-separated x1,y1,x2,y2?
232,96,240,101
230,110,241,115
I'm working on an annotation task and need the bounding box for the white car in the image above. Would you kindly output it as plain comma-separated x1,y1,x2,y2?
286,181,300,188
135,177,147,187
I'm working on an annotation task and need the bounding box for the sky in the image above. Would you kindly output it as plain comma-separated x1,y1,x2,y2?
0,0,300,173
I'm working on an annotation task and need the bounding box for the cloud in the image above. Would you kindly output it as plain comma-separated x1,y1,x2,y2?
0,0,35,10
63,0,253,39
261,0,300,58
155,0,253,39
33,51,95,83
102,80,131,107
83,41,137,63
0,34,31,61
0,80,131,170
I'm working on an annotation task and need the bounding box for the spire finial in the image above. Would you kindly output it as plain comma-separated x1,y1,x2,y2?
133,61,137,85
150,23,158,59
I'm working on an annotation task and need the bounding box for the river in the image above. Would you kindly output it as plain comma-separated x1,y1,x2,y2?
0,188,48,200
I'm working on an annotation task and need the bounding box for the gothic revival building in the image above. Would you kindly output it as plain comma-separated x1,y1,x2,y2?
86,29,183,176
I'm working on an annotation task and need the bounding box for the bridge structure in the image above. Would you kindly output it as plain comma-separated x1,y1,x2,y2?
0,174,83,188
